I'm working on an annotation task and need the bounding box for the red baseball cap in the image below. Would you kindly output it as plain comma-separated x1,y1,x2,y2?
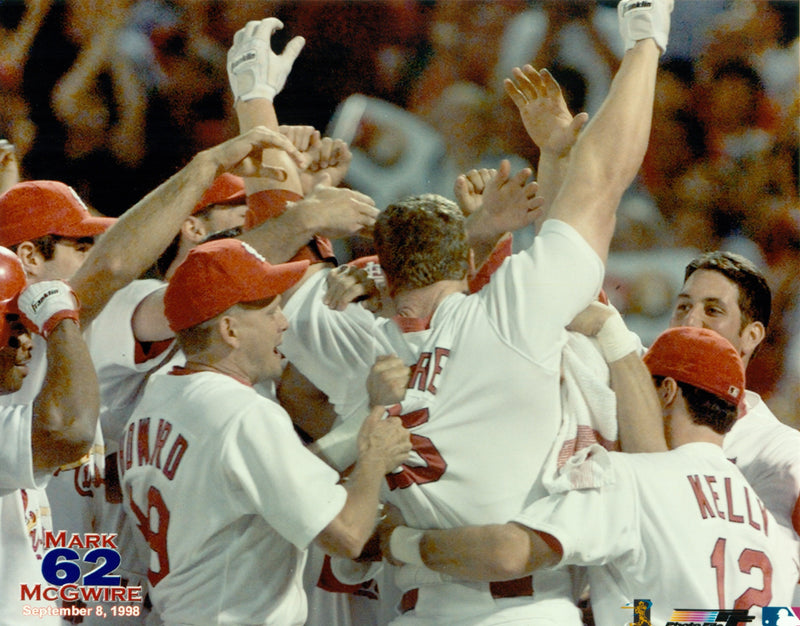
164,239,309,331
0,181,116,247
193,174,246,215
643,327,745,406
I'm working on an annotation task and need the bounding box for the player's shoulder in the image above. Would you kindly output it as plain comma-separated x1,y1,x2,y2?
729,393,800,448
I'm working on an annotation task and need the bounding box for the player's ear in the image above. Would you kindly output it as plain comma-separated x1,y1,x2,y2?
739,320,765,363
656,377,679,409
216,314,239,348
182,216,209,244
15,241,43,278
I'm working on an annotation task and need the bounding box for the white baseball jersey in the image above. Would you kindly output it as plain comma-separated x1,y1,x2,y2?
0,404,59,625
514,442,800,625
0,280,177,625
724,391,800,536
282,219,603,624
119,369,348,625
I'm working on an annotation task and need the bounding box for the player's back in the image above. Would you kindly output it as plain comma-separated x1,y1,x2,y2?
381,290,566,529
591,443,800,625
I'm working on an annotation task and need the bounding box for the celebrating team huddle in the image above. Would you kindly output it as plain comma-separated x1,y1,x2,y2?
1,1,798,625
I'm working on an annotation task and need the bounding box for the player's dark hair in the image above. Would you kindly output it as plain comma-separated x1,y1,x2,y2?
10,234,93,262
684,251,771,331
373,194,470,293
653,375,738,435
153,224,245,280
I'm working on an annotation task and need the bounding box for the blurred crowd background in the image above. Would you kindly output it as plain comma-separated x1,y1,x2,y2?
1,0,798,423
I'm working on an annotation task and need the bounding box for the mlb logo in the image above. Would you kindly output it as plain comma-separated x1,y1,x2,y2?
762,607,800,626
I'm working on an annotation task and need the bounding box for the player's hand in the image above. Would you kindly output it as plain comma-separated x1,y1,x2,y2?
227,17,305,102
504,66,588,157
16,280,80,338
357,406,412,475
466,160,543,243
566,301,617,337
454,167,496,217
291,177,378,239
201,126,308,179
305,137,353,190
0,139,20,193
367,355,411,407
279,124,320,153
324,264,374,311
377,502,407,566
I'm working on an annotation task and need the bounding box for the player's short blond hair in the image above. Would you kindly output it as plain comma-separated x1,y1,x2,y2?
373,194,470,293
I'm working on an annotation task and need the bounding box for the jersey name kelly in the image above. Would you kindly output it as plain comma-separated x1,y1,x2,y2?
687,474,769,536
118,417,189,481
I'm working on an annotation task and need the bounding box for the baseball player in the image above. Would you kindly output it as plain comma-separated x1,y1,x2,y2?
670,251,800,533
274,2,673,623
0,247,100,624
118,238,411,625
668,250,800,601
0,127,308,624
383,327,800,625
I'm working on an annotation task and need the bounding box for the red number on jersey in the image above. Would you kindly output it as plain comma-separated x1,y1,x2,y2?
127,485,171,587
385,407,447,490
709,537,772,610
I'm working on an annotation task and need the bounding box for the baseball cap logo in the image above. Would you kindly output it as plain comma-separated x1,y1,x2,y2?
240,241,266,263
728,386,740,398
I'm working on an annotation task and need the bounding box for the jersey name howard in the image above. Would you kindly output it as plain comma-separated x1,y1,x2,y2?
687,474,769,536
118,417,189,482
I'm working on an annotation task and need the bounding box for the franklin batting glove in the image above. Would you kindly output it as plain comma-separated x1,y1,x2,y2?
17,280,80,338
227,17,305,102
618,0,674,55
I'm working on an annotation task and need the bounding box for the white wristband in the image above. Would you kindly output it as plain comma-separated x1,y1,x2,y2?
389,526,425,567
595,312,638,363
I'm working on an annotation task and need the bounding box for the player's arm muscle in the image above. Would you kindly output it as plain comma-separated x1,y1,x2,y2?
412,523,561,582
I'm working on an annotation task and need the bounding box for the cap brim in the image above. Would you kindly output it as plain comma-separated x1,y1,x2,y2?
248,259,310,300
53,216,116,239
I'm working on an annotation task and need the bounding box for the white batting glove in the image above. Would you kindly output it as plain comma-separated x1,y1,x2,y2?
226,18,305,102
17,280,80,338
618,0,674,55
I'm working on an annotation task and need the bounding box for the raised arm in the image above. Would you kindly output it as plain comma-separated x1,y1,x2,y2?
503,66,588,228
567,301,666,453
17,281,100,473
71,126,304,329
227,18,306,197
0,140,20,195
530,0,671,262
462,160,542,268
226,19,378,266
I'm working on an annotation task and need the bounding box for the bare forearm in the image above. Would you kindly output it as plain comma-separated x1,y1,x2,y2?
550,41,659,259
72,153,219,324
317,455,385,558
237,201,315,263
236,99,303,195
418,523,556,581
610,353,667,452
535,150,569,227
31,320,99,472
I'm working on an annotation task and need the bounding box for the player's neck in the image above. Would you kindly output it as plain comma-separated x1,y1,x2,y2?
181,359,254,387
393,280,467,319
667,411,724,449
